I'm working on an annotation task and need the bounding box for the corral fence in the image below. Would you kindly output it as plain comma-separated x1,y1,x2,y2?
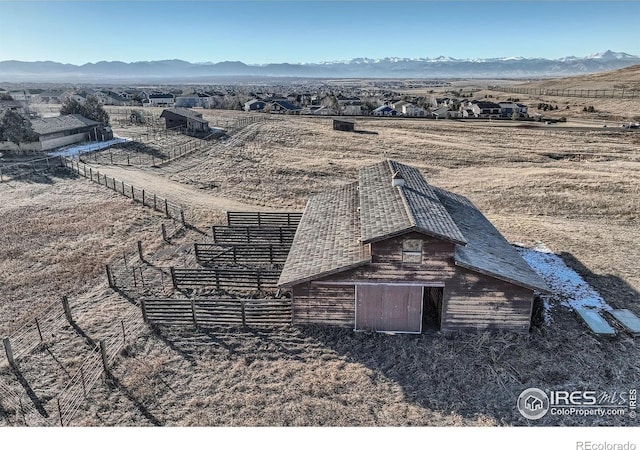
56,309,145,426
2,298,71,366
211,226,296,245
105,241,176,295
0,155,64,183
170,267,281,292
81,138,200,167
141,297,292,327
195,243,290,267
226,211,302,228
61,157,188,224
225,114,267,134
490,85,640,99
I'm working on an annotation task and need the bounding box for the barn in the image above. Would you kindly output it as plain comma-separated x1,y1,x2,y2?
333,119,355,132
278,160,549,334
160,108,210,137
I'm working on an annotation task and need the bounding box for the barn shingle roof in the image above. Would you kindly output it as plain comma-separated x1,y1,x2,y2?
278,159,549,293
160,108,208,124
433,187,549,292
278,182,370,287
360,160,467,245
30,114,101,136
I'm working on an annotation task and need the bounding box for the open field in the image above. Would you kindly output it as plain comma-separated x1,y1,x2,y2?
1,115,639,426
0,170,171,335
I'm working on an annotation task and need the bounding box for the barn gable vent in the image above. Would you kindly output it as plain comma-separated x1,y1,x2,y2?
392,171,405,187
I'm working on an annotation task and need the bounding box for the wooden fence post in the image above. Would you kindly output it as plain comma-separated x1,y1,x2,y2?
57,398,64,426
191,299,199,329
106,265,115,289
161,223,167,242
137,240,144,261
164,199,169,218
80,366,87,397
3,337,15,366
241,300,246,327
180,209,185,225
140,299,148,323
62,296,73,324
142,190,145,206
153,194,157,211
121,320,126,344
34,318,43,342
99,341,110,377
170,267,177,289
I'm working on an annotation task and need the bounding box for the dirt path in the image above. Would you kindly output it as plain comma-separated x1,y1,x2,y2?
91,164,273,217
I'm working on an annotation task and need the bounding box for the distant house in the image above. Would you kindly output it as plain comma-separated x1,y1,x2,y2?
244,99,267,112
401,104,428,117
29,114,112,151
342,104,366,116
499,102,529,118
372,105,399,116
8,90,32,102
471,101,501,118
391,100,409,113
278,160,549,334
333,119,355,132
146,93,175,107
432,107,458,119
270,100,301,115
305,105,337,115
175,96,200,108
160,108,209,136
0,99,24,112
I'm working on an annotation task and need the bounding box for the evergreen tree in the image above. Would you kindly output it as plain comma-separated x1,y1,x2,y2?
60,94,110,124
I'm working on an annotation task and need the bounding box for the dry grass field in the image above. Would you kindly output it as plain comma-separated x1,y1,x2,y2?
1,113,639,427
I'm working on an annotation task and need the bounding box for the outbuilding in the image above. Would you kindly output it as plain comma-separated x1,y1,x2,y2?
278,160,549,334
160,108,210,136
332,119,355,132
30,114,112,151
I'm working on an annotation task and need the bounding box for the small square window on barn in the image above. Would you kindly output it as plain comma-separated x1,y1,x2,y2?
402,239,422,264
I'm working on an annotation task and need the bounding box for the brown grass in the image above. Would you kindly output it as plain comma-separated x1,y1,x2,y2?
1,115,639,427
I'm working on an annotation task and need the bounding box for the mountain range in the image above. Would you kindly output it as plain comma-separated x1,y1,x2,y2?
1,51,639,82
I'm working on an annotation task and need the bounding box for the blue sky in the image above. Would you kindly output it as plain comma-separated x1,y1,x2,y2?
1,1,638,64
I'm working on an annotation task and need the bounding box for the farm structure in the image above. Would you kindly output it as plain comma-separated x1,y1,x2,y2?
278,160,550,334
29,114,113,151
333,119,355,132
159,108,210,137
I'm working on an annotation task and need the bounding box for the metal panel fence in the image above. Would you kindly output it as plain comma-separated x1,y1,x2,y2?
226,211,302,228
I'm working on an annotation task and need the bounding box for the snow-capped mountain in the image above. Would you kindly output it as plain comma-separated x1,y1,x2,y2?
1,50,638,82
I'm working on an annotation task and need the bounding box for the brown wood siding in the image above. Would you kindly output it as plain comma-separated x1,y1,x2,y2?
347,232,457,283
441,266,534,334
292,283,355,328
290,231,534,333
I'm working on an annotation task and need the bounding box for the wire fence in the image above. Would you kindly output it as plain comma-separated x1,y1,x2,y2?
55,308,145,426
0,155,64,183
2,299,68,364
490,85,640,99
61,157,188,223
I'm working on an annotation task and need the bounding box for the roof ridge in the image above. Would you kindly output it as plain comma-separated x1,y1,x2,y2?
386,159,417,228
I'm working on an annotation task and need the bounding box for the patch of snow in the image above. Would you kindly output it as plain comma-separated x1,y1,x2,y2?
48,137,130,158
515,243,611,312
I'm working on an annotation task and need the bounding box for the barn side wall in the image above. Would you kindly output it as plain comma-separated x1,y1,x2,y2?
441,266,534,334
292,284,355,328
